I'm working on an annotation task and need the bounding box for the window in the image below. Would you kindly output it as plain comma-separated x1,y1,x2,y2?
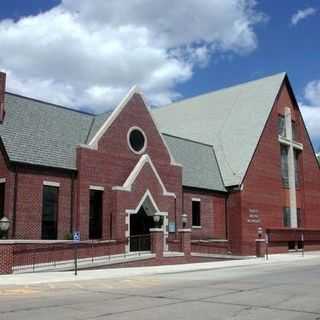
283,207,291,227
278,116,286,137
297,208,302,227
292,121,297,141
89,190,103,239
280,145,289,187
42,186,59,239
294,150,300,188
128,127,146,154
0,182,5,219
192,200,201,227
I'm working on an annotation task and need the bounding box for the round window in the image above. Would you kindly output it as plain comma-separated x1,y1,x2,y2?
128,128,146,153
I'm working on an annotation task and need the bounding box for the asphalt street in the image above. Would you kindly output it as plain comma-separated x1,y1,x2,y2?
1,256,320,320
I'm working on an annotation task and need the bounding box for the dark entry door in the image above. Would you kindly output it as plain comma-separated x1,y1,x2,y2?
130,207,153,251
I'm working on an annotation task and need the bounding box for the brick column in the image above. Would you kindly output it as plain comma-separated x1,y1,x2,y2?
0,244,13,274
150,228,164,258
256,239,266,258
178,229,192,256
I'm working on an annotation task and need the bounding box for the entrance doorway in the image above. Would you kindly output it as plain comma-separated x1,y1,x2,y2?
129,207,154,251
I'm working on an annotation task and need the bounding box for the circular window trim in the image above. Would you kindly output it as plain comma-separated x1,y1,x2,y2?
127,126,147,155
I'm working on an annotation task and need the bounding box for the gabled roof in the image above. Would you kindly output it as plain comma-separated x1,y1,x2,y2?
0,72,287,191
153,73,286,186
0,93,94,170
163,134,226,192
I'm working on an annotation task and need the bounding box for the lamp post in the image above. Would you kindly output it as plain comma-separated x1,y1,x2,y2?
181,214,188,229
0,217,10,239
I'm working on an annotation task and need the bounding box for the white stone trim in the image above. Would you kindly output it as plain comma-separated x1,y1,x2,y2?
191,198,201,202
112,154,176,198
177,228,192,232
125,189,168,253
43,181,60,187
89,185,105,191
284,107,298,228
0,177,6,183
87,85,182,167
192,226,202,229
127,126,147,155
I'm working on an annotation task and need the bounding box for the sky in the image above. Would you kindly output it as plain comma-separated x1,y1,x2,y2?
0,0,319,152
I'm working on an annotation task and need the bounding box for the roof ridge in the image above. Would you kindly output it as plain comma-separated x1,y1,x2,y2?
162,132,213,147
157,72,286,110
5,91,95,116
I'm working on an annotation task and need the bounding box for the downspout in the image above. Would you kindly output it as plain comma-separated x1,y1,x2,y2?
70,172,75,234
224,193,229,240
12,165,18,238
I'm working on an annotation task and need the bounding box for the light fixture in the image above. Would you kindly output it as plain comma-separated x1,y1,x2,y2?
257,227,263,238
153,215,160,223
153,214,161,228
181,214,188,228
0,217,10,239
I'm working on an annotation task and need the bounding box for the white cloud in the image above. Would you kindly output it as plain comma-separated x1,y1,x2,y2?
0,0,265,112
291,7,317,25
300,80,320,151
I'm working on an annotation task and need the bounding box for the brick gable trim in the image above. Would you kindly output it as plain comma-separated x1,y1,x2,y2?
87,86,182,167
112,154,176,198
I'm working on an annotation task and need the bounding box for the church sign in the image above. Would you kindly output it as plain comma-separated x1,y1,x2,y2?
247,209,261,224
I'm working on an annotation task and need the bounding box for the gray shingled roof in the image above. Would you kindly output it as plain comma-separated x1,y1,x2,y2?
153,73,286,186
0,93,94,170
0,72,287,191
163,134,225,192
0,93,225,192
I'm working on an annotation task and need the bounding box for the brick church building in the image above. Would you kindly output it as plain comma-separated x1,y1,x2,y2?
0,71,319,256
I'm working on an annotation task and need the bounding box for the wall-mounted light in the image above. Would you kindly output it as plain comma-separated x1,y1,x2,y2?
181,214,188,228
0,217,10,239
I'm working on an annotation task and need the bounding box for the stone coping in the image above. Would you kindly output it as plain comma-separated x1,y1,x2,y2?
149,228,164,232
191,239,229,243
0,239,117,245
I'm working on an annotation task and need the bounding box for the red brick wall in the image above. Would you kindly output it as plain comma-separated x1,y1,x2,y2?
182,189,227,239
76,93,182,241
0,147,15,233
238,79,320,255
14,167,73,239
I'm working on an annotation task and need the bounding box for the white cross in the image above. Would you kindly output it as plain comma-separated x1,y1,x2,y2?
278,107,303,228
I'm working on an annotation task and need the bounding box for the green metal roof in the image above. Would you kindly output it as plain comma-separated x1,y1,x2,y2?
163,134,226,192
153,73,286,186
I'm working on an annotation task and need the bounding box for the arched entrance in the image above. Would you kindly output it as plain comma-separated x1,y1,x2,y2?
127,190,167,252
130,207,154,251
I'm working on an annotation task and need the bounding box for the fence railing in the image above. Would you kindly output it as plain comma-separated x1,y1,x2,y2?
128,234,151,252
10,236,154,274
12,240,121,273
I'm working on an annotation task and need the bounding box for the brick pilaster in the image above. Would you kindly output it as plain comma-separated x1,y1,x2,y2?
178,229,192,256
0,244,13,274
150,228,164,258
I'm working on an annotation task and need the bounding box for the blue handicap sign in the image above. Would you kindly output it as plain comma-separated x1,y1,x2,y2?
73,231,80,242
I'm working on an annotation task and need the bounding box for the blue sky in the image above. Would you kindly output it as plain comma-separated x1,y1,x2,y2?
0,1,319,152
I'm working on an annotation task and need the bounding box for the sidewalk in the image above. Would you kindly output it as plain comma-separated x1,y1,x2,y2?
1,251,319,287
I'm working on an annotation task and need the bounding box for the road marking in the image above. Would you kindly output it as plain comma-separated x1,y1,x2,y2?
0,288,40,296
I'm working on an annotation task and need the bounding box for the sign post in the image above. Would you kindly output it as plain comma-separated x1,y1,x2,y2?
73,231,80,276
